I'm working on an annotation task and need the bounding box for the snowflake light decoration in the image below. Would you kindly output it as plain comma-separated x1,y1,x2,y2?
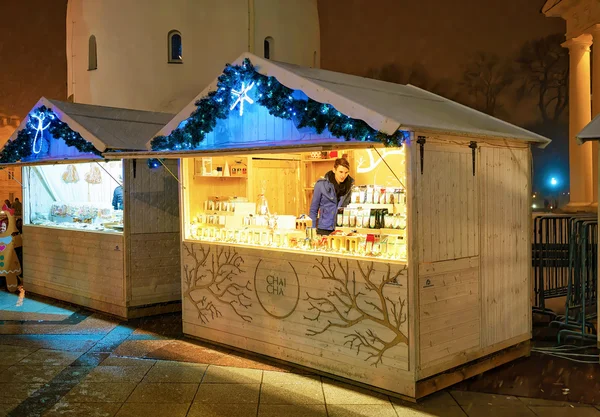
230,81,255,116
30,112,54,154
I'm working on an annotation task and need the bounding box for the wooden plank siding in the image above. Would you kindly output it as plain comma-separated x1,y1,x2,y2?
125,159,180,235
418,260,480,371
197,97,341,151
416,144,479,263
479,146,531,347
23,225,126,315
125,159,181,307
181,241,414,396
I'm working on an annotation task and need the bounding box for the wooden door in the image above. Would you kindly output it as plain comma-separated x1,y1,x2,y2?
251,159,301,216
414,143,481,375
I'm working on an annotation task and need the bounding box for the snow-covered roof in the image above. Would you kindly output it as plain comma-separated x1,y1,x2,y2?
153,52,551,149
8,97,174,152
577,114,600,143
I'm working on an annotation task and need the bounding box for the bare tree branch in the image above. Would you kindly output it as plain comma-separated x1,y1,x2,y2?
183,243,253,323
304,257,408,366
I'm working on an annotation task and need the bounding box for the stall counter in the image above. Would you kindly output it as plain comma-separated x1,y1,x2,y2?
23,224,127,316
181,239,413,396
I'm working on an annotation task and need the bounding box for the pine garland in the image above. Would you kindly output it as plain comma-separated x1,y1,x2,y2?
150,58,407,151
0,106,101,163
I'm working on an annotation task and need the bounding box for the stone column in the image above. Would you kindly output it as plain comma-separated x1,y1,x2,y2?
563,36,593,209
590,26,600,208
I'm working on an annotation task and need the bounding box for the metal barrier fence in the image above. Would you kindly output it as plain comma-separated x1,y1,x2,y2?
554,219,597,343
533,215,581,309
532,213,597,343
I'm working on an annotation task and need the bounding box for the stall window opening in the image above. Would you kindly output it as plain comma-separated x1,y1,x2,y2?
23,161,125,233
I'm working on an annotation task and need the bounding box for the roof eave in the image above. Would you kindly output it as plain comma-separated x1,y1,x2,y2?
147,52,402,150
8,97,108,153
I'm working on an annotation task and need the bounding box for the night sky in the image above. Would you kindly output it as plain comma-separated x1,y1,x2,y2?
0,0,567,191
0,0,67,118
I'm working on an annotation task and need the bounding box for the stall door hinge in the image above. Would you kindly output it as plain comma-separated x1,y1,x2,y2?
417,136,426,175
468,141,478,176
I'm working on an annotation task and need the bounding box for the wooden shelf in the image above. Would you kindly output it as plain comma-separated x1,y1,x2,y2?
335,227,406,236
304,158,338,162
194,175,247,179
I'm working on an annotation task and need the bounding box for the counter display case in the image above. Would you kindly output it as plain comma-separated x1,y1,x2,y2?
24,161,124,233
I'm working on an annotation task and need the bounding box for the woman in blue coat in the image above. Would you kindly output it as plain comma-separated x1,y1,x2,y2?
309,158,354,235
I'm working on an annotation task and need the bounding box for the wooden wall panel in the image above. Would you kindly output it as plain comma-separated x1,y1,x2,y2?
128,232,181,306
125,159,180,235
181,241,414,396
479,146,530,347
416,145,478,263
418,258,480,372
196,98,341,151
23,226,126,313
251,159,301,216
125,159,181,307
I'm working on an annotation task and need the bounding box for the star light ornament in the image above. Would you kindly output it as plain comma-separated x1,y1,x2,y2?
230,81,255,116
30,112,54,154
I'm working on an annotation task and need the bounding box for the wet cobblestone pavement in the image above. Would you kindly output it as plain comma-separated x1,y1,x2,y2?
0,288,598,416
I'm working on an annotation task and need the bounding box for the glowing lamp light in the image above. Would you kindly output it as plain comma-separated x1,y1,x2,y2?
550,177,558,186
147,158,162,170
230,81,255,116
532,204,537,209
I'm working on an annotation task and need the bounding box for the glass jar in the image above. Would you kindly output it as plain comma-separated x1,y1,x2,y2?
257,194,270,215
369,211,377,228
349,209,357,227
384,213,394,229
342,209,350,227
363,210,371,228
351,186,363,204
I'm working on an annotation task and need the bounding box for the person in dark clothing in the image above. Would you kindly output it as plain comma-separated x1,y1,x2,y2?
309,157,354,236
112,185,124,210
12,198,22,217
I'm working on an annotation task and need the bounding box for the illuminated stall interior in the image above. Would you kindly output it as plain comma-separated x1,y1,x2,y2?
24,160,124,233
181,148,407,261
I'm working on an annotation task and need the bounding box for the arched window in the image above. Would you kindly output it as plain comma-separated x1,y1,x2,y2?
168,30,183,63
264,36,274,60
88,35,97,70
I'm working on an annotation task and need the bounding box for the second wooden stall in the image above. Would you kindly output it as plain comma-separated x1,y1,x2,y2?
0,98,181,318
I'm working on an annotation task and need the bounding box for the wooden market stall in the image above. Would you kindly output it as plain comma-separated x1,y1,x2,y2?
110,53,551,399
0,98,181,318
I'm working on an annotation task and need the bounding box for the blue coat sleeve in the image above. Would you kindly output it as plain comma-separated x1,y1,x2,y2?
309,182,322,227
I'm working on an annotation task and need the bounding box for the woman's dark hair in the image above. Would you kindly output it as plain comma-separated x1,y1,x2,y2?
334,157,350,170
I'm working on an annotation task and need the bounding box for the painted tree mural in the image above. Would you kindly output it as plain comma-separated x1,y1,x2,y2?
183,243,253,323
304,257,408,366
